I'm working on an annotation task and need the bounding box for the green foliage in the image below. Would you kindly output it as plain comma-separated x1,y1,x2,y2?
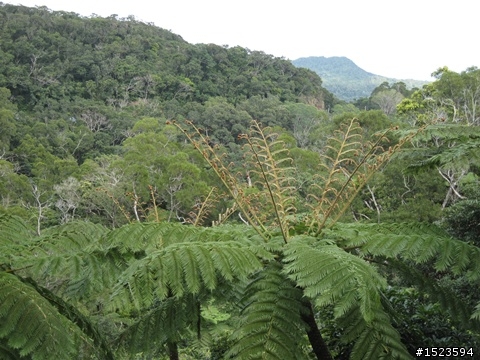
227,262,310,359
108,223,270,311
0,272,77,360
443,185,480,244
283,238,387,322
340,305,411,360
385,287,480,354
1,4,480,359
0,215,115,359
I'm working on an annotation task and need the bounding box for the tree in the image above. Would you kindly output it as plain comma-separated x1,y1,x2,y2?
371,88,404,115
0,87,16,152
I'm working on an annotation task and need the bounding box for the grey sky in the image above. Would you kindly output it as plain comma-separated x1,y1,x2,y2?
4,0,478,80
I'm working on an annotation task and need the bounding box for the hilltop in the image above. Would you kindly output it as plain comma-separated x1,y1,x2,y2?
293,56,428,101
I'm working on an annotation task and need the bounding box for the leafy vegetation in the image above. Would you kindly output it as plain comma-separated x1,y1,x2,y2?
0,3,480,359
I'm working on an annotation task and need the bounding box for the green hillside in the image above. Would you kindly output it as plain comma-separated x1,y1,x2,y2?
293,56,428,101
0,3,328,116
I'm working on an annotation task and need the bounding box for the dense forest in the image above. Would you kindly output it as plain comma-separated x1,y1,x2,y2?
1,3,480,360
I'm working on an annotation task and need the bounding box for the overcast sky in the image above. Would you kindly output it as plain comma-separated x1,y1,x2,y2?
4,0,478,81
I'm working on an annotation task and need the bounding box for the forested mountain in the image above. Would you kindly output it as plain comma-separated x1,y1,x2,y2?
0,3,329,118
1,3,480,360
293,56,428,101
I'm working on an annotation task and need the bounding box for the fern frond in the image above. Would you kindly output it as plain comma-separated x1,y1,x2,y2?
227,262,309,360
119,294,200,356
308,119,365,230
0,215,34,264
308,120,421,234
0,342,22,360
388,260,479,330
110,240,266,311
21,275,115,359
15,222,120,298
399,123,480,143
472,302,480,321
339,305,412,360
102,221,206,257
0,272,78,360
242,121,297,242
282,237,387,322
169,120,269,239
0,218,118,300
331,222,480,280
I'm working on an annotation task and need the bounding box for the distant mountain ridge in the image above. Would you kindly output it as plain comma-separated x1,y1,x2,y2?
292,56,428,101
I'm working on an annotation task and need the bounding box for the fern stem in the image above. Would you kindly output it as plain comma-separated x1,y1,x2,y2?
302,300,333,360
193,186,215,226
167,341,179,360
315,122,388,235
172,120,269,241
245,132,289,243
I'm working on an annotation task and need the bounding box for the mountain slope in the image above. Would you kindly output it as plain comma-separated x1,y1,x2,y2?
293,56,427,101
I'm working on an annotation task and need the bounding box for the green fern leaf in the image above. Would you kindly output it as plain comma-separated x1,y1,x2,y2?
119,295,201,356
331,222,480,280
110,240,265,311
0,215,34,264
339,305,412,360
0,272,76,360
227,262,309,360
283,238,387,322
388,260,478,330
